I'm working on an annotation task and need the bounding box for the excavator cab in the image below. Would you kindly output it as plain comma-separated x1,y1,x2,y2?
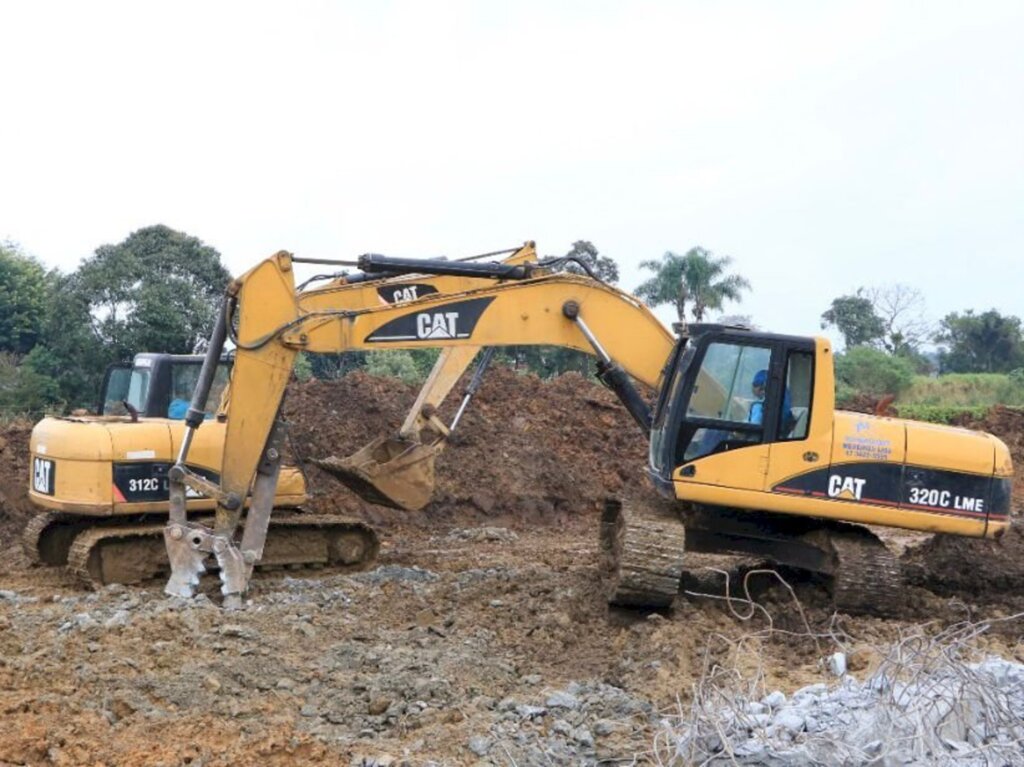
648,325,817,497
98,354,232,419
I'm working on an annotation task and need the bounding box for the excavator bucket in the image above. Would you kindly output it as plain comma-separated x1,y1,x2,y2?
315,436,443,511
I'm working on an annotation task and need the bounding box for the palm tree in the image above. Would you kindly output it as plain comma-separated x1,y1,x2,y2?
635,247,750,324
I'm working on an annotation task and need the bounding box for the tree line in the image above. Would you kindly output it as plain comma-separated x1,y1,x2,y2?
2,224,1021,414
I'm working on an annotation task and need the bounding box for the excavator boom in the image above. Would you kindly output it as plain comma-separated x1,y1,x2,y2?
166,248,674,602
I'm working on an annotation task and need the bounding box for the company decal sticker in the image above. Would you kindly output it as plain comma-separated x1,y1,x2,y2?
376,283,439,305
840,421,893,461
365,296,495,343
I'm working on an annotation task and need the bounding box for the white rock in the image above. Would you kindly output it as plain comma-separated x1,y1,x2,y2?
552,719,572,736
573,727,594,748
467,735,491,756
546,691,580,710
515,704,547,719
826,652,847,677
772,707,806,735
793,683,827,700
763,690,786,709
103,610,131,629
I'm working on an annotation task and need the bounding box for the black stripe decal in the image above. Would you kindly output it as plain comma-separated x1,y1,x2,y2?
771,463,1009,520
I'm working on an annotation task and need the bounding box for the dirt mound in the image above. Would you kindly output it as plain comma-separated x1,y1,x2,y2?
0,420,33,546
902,526,1024,606
283,367,654,529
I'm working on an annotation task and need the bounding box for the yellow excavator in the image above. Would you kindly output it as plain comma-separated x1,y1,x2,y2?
24,244,543,586
156,244,1012,614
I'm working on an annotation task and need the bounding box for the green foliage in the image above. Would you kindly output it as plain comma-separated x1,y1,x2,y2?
820,292,885,349
16,225,234,409
28,274,109,408
936,309,1024,373
363,350,425,384
0,243,49,355
900,372,1024,408
635,247,750,323
495,346,594,379
834,346,916,405
72,225,231,358
293,353,313,382
306,352,367,379
897,404,990,425
0,352,61,416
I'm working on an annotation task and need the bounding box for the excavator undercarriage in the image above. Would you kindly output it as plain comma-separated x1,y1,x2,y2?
600,500,903,616
24,510,378,588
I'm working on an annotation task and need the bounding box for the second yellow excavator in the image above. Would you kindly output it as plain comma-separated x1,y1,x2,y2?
24,244,541,586
160,243,1012,615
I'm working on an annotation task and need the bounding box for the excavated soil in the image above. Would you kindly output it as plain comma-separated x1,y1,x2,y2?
283,368,658,528
1,373,1024,765
0,420,33,547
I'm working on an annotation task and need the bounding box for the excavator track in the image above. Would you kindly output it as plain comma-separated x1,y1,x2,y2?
23,512,73,566
828,526,903,617
24,512,171,568
65,513,379,588
600,499,687,608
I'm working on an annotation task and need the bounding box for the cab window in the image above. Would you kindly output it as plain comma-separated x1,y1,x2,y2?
101,366,132,415
105,368,151,415
678,342,772,462
168,363,230,419
779,351,813,440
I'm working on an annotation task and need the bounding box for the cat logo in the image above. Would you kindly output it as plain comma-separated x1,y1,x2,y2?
392,286,421,303
828,474,865,500
365,296,495,343
33,457,55,495
417,312,461,339
377,283,439,305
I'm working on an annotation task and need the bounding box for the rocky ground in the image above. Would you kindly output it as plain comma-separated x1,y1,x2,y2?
2,371,1024,766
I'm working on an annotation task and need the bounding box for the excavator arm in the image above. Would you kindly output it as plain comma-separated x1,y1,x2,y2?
165,247,674,603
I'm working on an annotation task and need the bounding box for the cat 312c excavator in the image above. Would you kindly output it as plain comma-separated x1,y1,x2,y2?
150,242,1012,614
25,245,546,586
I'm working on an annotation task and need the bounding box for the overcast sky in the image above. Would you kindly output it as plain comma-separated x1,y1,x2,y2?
2,1,1021,343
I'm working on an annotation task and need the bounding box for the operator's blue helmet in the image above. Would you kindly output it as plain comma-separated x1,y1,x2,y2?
752,369,768,388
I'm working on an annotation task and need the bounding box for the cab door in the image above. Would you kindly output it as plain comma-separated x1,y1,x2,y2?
764,342,835,497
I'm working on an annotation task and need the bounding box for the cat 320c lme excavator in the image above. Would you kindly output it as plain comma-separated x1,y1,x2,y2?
145,243,1013,615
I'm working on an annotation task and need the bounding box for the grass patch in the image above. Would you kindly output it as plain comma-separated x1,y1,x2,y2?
896,404,991,425
900,373,1024,408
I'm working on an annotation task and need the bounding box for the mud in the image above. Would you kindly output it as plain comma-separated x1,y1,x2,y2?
2,375,1024,764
